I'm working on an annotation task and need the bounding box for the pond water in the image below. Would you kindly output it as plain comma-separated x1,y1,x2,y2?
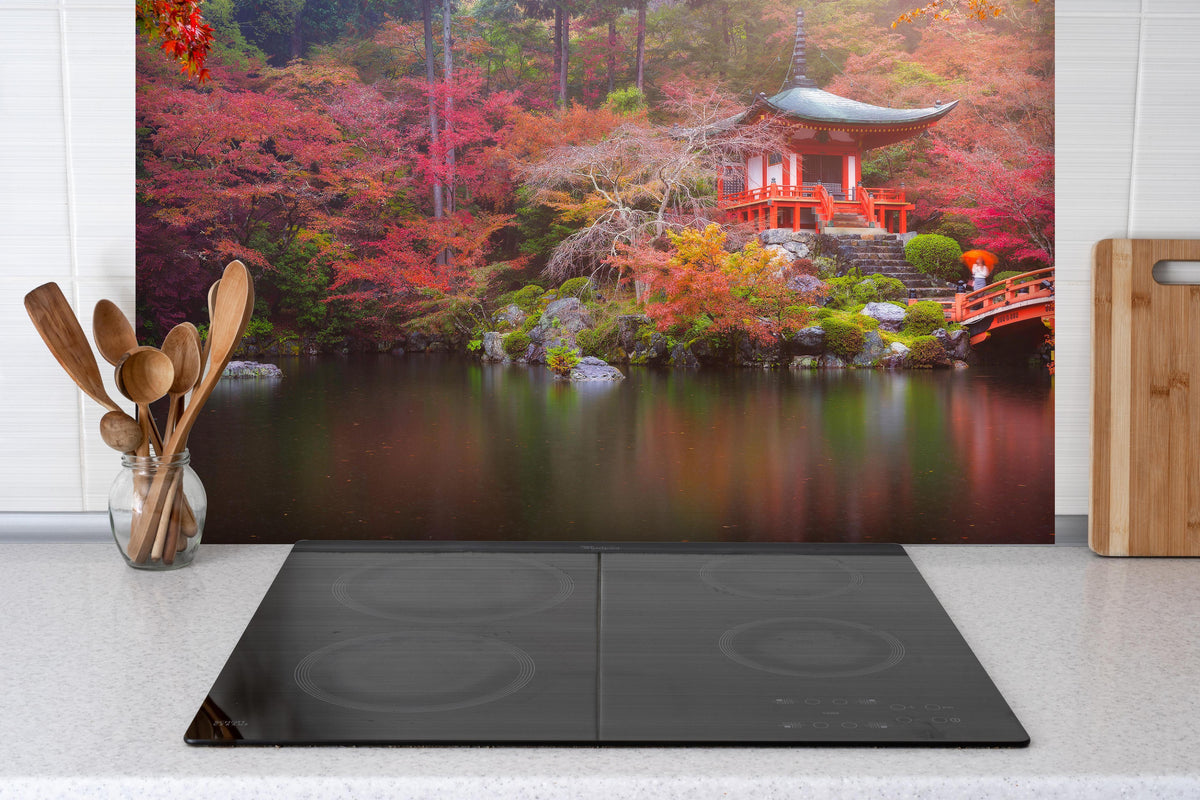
187,356,1054,544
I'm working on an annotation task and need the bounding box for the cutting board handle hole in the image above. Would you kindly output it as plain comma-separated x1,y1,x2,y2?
1151,260,1200,284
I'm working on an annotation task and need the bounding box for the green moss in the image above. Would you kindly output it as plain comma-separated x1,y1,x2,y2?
906,336,948,368
519,313,541,334
904,234,964,282
503,331,532,358
820,317,864,359
854,314,880,332
825,273,907,310
558,277,593,299
904,301,948,336
512,285,546,311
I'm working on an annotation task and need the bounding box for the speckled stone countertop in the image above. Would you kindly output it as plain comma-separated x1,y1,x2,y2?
1,543,1198,799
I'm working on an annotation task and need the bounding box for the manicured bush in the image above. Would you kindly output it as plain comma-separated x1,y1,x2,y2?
820,317,864,359
904,234,964,281
903,300,948,335
992,270,1022,284
503,331,532,358
546,345,582,376
906,336,949,368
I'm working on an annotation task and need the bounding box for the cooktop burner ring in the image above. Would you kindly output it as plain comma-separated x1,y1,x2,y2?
699,555,864,601
331,553,575,623
294,630,537,714
719,616,906,679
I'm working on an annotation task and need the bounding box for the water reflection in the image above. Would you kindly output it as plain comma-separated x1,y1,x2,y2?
190,356,1054,544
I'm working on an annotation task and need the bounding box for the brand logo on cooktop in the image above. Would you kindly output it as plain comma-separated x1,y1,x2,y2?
213,720,246,727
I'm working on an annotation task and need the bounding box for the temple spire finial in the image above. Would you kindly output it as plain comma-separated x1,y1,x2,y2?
789,8,817,89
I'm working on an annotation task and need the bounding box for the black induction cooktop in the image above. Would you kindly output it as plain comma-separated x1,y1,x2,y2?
186,542,1028,746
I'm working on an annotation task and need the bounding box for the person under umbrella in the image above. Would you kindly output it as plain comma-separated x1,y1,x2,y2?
961,249,998,292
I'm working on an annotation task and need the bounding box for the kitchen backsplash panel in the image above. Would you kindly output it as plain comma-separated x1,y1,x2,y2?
2,1,1190,517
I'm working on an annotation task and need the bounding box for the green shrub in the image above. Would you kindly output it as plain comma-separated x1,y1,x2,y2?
992,270,1022,284
825,273,907,309
576,319,619,359
906,336,948,368
904,301,948,335
512,285,546,311
558,276,593,300
503,331,532,358
904,234,964,281
546,345,581,376
820,317,864,359
816,307,834,320
604,86,646,115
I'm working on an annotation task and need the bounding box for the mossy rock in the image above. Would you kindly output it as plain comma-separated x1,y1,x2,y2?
903,301,948,336
503,331,532,358
906,335,949,368
854,314,880,332
820,317,864,360
558,276,594,300
512,285,546,311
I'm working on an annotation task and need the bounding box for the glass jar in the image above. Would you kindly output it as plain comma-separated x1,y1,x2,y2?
109,450,207,570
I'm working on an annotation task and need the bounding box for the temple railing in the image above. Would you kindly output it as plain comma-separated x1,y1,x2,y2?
861,186,906,204
813,183,835,224
859,188,876,226
942,267,1056,323
718,184,822,205
718,183,908,207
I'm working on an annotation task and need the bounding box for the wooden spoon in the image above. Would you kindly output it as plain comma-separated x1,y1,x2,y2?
99,410,144,454
199,279,220,382
115,346,173,456
92,299,138,367
161,323,201,436
24,283,123,413
128,261,254,563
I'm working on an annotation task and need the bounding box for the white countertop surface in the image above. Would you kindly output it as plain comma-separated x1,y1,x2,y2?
2,542,1198,799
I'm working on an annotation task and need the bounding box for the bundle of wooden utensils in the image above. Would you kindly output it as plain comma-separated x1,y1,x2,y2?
24,260,254,565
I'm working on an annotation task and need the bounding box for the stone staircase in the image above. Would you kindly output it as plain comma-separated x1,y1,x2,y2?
823,233,958,302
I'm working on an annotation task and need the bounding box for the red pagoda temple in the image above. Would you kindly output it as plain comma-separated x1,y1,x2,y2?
718,9,956,234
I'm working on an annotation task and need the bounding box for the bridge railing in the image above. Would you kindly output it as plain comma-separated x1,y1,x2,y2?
951,267,1055,324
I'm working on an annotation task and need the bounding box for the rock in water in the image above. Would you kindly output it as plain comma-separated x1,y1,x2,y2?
851,331,888,367
481,331,506,362
222,361,283,379
569,356,626,381
861,302,907,332
790,326,826,355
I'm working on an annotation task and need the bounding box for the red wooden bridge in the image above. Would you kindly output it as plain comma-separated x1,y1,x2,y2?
916,267,1055,370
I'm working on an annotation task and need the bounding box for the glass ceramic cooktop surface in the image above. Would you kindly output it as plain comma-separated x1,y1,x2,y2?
186,542,1028,746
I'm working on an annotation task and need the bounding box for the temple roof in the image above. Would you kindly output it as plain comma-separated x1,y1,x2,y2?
744,87,958,127
736,8,957,135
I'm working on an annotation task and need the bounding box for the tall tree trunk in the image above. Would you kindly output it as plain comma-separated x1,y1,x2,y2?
553,6,562,102
421,0,444,265
635,3,646,92
606,18,616,96
290,9,303,60
443,0,455,217
559,5,570,107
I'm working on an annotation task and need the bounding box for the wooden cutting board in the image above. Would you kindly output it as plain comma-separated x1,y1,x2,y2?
1092,239,1200,556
